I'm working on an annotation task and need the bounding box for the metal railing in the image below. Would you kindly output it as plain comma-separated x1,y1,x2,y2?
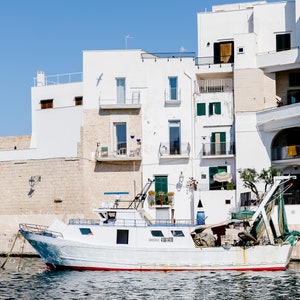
19,223,63,238
202,142,235,156
159,142,191,156
33,72,82,86
195,79,233,94
141,52,196,60
195,55,234,66
99,91,141,106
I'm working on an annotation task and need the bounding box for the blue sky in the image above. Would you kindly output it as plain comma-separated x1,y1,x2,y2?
0,0,280,136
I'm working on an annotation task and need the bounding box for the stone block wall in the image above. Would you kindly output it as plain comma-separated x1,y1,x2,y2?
0,135,31,150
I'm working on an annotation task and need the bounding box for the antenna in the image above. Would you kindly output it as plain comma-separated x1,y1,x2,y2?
125,35,133,49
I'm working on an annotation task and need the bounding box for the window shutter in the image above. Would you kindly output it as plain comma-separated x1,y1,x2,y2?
197,103,206,116
215,102,221,114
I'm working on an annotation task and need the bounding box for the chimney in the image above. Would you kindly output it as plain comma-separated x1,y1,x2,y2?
37,71,45,86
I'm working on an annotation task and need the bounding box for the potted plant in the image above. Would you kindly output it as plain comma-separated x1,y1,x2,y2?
148,190,156,206
157,191,165,205
148,190,156,197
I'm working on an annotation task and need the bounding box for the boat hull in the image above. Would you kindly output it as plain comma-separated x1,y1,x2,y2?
20,230,293,271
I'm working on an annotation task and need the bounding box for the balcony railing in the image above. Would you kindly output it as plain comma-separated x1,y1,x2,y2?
202,142,235,157
159,142,190,157
95,146,141,161
99,91,141,109
195,55,234,66
272,145,300,161
195,79,233,94
33,72,82,86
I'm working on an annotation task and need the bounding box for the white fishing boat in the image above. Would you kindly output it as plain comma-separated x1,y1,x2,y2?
19,176,299,271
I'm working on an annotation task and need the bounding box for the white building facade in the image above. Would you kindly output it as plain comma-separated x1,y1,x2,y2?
1,0,300,255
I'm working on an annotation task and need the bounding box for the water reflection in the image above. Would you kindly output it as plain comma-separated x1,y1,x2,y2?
1,258,300,300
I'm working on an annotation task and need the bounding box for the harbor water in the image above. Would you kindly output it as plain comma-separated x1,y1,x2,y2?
1,257,300,300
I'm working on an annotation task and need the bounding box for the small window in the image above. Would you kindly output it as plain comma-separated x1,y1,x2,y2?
40,99,53,109
287,90,300,104
171,230,185,237
117,229,129,244
104,211,116,223
209,102,221,115
276,33,291,52
197,103,206,116
225,199,231,205
75,96,83,106
79,228,93,235
237,47,244,54
151,230,164,237
289,73,300,87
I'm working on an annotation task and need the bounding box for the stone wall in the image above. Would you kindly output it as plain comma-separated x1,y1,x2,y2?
0,135,31,150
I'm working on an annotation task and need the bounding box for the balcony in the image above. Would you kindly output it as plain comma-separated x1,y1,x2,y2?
159,142,190,159
272,145,300,161
99,91,141,110
195,78,233,94
95,146,141,162
202,142,235,158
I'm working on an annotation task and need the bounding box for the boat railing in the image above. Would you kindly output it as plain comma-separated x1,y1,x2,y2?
152,219,197,226
69,218,100,225
19,223,63,238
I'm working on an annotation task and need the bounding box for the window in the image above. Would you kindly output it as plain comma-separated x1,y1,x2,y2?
289,73,300,87
154,176,168,197
197,103,206,116
169,77,178,100
214,41,234,64
116,78,126,104
114,123,127,155
79,228,93,235
117,229,129,244
209,166,227,190
75,96,83,106
276,33,291,52
171,230,185,237
209,102,221,115
169,120,181,155
40,99,53,109
287,90,300,104
151,230,164,237
211,132,226,155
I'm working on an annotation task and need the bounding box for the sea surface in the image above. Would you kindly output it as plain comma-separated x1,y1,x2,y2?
1,257,300,300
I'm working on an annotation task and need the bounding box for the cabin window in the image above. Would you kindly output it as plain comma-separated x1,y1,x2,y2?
79,228,93,235
40,99,53,109
116,229,129,244
151,230,164,237
75,96,83,106
171,230,184,237
104,211,116,223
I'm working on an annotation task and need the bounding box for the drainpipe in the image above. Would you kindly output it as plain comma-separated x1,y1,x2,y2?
184,71,196,222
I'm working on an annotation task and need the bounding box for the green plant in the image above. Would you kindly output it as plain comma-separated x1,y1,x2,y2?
148,190,156,197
